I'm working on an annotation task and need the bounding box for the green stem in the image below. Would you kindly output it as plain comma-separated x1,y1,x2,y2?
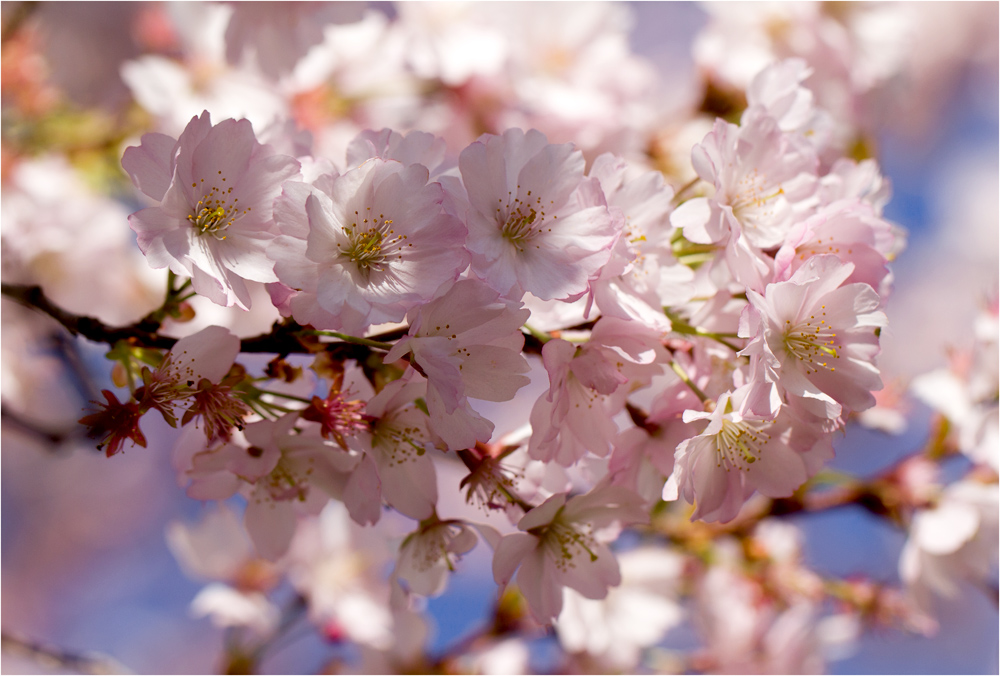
669,359,710,404
522,324,552,344
665,310,743,352
306,330,394,351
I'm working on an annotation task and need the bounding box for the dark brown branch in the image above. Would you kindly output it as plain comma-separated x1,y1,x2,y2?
2,283,176,349
1,283,385,358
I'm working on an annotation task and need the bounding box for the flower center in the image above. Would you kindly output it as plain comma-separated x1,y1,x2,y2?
499,191,551,252
188,173,247,240
339,208,406,277
716,418,770,471
783,311,840,374
542,520,600,572
730,168,783,225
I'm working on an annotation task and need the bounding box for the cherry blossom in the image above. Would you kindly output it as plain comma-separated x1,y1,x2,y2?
123,111,301,309
665,385,832,523
670,110,818,252
457,128,621,301
739,254,886,421
492,482,648,622
395,516,478,597
271,158,467,334
384,279,531,450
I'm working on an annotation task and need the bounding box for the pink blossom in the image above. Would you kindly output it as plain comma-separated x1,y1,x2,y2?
395,517,478,597
773,200,896,297
587,153,695,330
529,317,667,466
271,158,468,334
492,482,648,623
665,386,832,523
349,376,439,521
671,112,818,251
123,111,301,309
457,128,621,301
384,279,531,450
739,255,886,421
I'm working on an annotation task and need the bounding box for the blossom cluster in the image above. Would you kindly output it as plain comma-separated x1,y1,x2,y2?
2,2,996,674
112,58,907,632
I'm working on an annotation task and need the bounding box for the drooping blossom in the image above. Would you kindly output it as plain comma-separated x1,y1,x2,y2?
492,482,648,623
384,279,531,450
348,375,439,521
457,128,622,301
122,111,301,309
528,316,667,466
664,385,833,523
395,516,478,597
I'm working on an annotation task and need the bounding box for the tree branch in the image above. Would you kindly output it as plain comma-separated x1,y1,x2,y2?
1,631,129,675
0,283,382,359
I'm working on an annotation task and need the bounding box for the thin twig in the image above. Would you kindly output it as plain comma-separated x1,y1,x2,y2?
1,631,130,675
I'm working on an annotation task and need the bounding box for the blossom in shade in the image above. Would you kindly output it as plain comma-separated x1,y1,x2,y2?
739,254,886,421
122,111,301,309
492,482,648,623
383,279,531,450
137,325,245,441
457,128,621,301
301,386,371,450
395,517,478,597
78,390,147,457
348,376,439,521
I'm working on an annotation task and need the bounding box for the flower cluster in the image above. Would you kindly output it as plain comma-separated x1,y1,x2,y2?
105,52,905,623
3,3,995,674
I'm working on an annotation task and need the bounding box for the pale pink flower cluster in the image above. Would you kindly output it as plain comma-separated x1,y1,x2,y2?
109,51,907,636
14,3,990,671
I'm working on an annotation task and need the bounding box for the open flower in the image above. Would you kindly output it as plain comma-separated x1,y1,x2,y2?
665,385,832,523
492,482,648,623
271,158,468,334
123,111,300,309
384,279,531,450
739,254,886,421
395,517,478,597
458,128,621,301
